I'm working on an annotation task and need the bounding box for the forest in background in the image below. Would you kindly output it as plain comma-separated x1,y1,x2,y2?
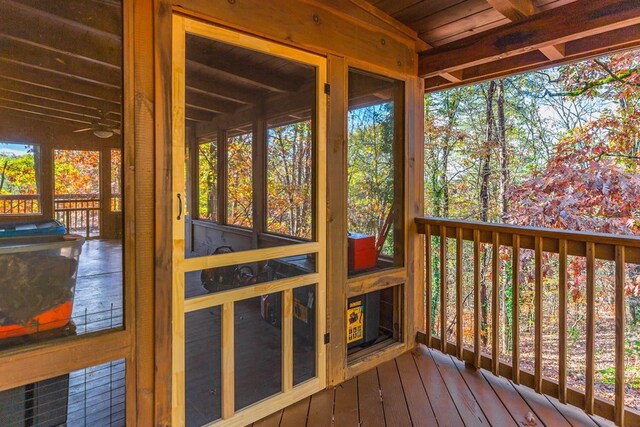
425,49,640,408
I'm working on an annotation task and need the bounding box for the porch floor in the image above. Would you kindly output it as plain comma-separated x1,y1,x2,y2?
253,345,613,427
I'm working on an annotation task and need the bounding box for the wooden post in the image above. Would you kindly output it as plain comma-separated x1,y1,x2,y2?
456,227,463,359
534,236,543,393
558,239,568,403
440,226,447,352
585,241,595,413
473,228,481,369
491,231,499,375
326,54,347,386
425,224,432,346
615,245,625,426
512,234,520,384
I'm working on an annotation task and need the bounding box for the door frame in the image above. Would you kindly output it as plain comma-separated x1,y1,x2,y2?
171,14,327,426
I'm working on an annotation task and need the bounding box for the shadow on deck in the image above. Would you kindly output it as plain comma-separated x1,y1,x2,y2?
253,345,614,427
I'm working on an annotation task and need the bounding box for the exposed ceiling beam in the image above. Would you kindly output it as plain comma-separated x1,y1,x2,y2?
0,36,121,88
424,24,640,91
486,0,566,61
419,0,640,78
486,0,536,21
0,79,120,113
185,89,240,115
186,63,265,105
0,0,121,68
0,60,121,104
15,0,121,37
0,90,117,123
185,47,300,93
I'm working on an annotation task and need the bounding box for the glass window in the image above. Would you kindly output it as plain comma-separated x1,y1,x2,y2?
0,143,41,215
226,132,253,228
111,149,122,212
0,0,123,351
197,137,217,221
266,117,313,239
347,69,404,276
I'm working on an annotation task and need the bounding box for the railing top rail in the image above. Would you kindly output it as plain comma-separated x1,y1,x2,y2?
0,194,40,200
416,216,640,248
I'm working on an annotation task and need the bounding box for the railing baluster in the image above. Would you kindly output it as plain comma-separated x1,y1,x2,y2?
440,226,447,352
534,236,543,393
473,228,481,369
426,224,432,347
512,234,520,384
456,227,463,359
492,231,500,375
614,245,626,426
559,239,568,403
586,241,595,413
615,245,625,426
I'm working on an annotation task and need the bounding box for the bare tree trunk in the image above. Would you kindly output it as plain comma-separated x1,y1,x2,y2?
496,79,511,353
480,81,497,347
0,160,7,192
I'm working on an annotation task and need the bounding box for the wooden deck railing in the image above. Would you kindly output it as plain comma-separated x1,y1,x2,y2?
54,194,101,238
416,217,640,426
0,194,40,214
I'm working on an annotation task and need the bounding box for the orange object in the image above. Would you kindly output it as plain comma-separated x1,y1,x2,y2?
348,233,377,272
0,301,73,339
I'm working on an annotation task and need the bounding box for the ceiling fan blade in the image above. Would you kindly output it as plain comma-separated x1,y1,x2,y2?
73,128,93,133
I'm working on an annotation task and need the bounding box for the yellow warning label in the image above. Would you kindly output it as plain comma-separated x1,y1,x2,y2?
346,304,364,344
293,299,308,323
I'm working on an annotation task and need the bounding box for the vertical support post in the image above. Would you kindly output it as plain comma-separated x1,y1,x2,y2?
440,226,447,352
222,302,235,419
615,245,625,426
282,289,293,392
534,236,543,393
456,227,463,359
585,241,595,413
558,239,568,403
492,231,499,375
473,229,481,369
512,234,520,384
425,224,432,347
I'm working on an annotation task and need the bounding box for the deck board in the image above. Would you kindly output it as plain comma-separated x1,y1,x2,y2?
412,346,464,427
429,347,489,426
279,396,310,427
333,377,359,426
306,387,334,427
544,394,599,427
253,345,608,427
377,359,413,426
510,380,572,427
482,369,539,426
357,368,385,427
395,352,437,427
449,355,516,427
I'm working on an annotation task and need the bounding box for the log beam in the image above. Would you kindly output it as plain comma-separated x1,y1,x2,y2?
419,0,640,78
424,24,640,91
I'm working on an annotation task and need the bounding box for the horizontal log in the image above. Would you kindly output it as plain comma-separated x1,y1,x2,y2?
418,0,640,78
424,25,640,91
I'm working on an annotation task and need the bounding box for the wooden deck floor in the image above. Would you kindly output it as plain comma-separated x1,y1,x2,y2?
253,345,614,427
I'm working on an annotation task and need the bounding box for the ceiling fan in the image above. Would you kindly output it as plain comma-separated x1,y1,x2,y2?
74,110,121,139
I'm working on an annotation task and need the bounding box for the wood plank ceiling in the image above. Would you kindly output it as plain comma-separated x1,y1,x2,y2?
366,0,640,91
0,0,315,140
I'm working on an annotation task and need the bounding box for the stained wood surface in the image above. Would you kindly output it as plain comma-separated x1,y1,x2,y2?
253,345,607,426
